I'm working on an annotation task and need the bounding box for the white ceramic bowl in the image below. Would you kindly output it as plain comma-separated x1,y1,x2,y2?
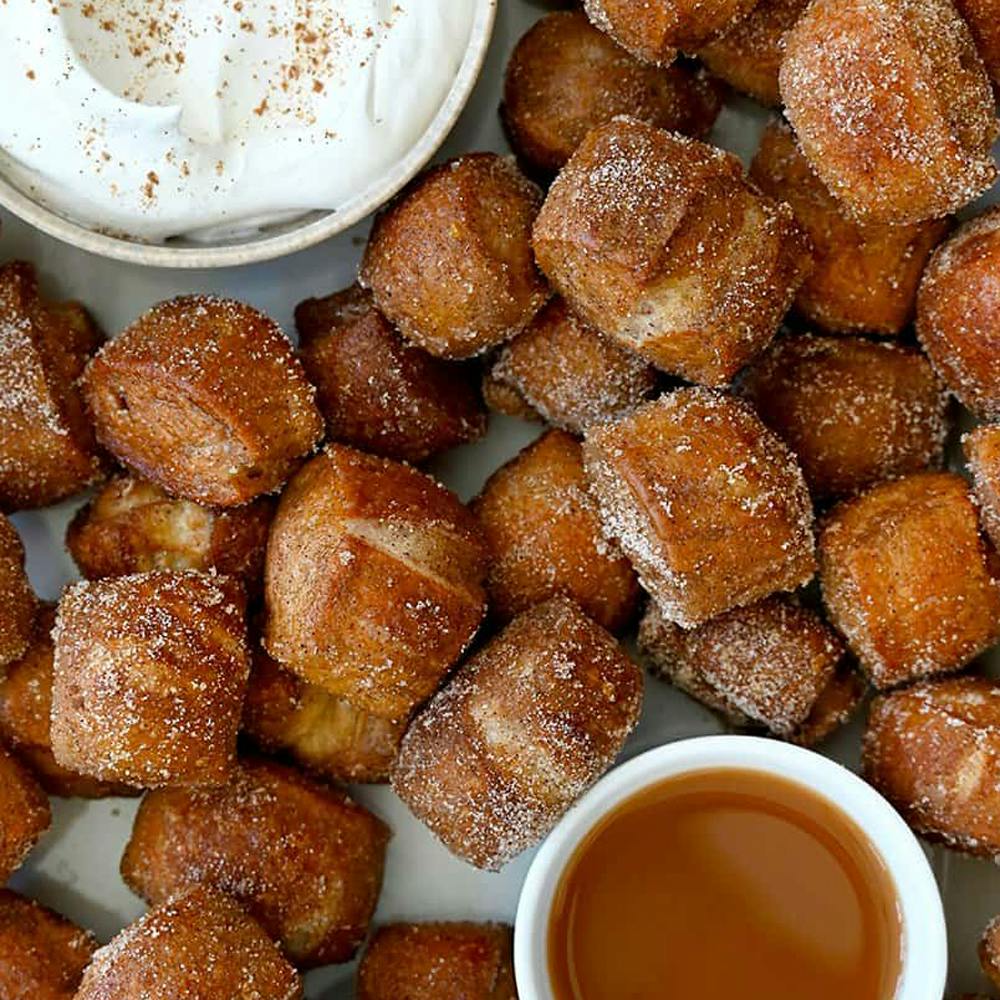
515,735,947,1000
0,0,497,269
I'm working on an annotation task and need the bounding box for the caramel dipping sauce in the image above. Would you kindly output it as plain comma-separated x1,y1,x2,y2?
548,768,903,1000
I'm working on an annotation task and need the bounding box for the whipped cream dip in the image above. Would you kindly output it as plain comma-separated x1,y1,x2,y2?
0,0,477,242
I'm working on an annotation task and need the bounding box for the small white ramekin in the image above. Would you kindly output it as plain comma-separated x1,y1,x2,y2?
515,735,946,1000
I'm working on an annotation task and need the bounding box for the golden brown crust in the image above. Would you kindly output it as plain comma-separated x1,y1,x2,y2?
295,285,486,463
917,207,1000,420
820,472,1000,688
740,333,950,500
121,758,390,968
954,0,1000,87
392,597,643,870
357,923,516,1000
532,118,810,386
0,262,106,511
360,154,548,360
0,513,36,670
51,571,249,788
790,665,866,747
82,295,323,506
66,474,273,587
502,12,722,176
780,0,998,224
980,916,1000,989
965,425,1000,550
750,120,952,334
76,885,303,1000
480,373,542,424
0,745,50,881
583,389,816,628
472,430,639,632
863,677,1000,857
263,444,488,720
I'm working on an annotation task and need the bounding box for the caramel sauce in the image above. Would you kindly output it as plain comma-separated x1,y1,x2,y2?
548,767,902,999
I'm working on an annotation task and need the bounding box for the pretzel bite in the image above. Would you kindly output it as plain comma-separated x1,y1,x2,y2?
0,261,105,511
82,295,323,506
954,0,1000,88
780,0,998,225
66,474,272,586
0,605,136,797
750,120,952,335
0,745,50,881
917,208,1000,420
0,890,95,999
76,885,302,1000
584,389,815,627
0,513,36,670
484,298,658,434
965,425,1000,550
50,571,249,788
357,923,516,1000
740,334,949,500
863,676,1000,856
392,597,643,870
532,118,810,386
359,154,547,360
697,0,808,106
121,757,389,967
502,11,722,177
242,641,406,783
264,444,487,720
472,430,639,632
981,916,1000,989
582,0,763,64
294,285,486,463
819,472,1000,689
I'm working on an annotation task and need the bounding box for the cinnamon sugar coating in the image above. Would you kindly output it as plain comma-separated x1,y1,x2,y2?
481,375,542,425
263,444,488,721
82,295,323,506
295,285,486,463
472,430,639,632
75,885,303,1000
0,513,36,670
750,120,951,335
863,677,1000,857
532,118,810,386
484,298,657,434
0,261,106,511
780,0,998,224
502,11,722,177
360,154,548,360
357,923,516,1000
121,758,389,968
392,597,643,870
954,0,1000,88
0,745,50,881
583,389,816,628
740,333,950,500
51,571,249,788
965,425,1000,551
789,666,867,747
820,472,1000,689
980,916,1000,989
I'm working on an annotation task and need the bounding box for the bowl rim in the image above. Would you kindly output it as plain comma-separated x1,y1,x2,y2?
0,0,498,269
513,735,947,1000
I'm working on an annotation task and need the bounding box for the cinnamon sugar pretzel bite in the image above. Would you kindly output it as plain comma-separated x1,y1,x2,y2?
483,298,657,434
357,923,516,1000
75,885,303,1000
82,295,323,506
263,444,488,720
360,154,548,360
50,571,249,788
863,676,1000,857
472,429,639,632
750,120,952,335
0,745,50,881
740,333,949,500
392,597,643,870
0,889,95,1000
0,513,36,670
819,472,1000,689
502,11,722,177
294,285,486,463
980,916,1000,990
121,757,390,968
532,118,810,386
965,425,1000,551
0,261,106,511
583,389,816,628
954,0,1000,89
779,0,998,225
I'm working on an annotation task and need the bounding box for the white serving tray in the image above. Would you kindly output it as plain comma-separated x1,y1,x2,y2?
2,2,999,995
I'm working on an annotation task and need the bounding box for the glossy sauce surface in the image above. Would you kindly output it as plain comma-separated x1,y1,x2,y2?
548,767,902,1000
